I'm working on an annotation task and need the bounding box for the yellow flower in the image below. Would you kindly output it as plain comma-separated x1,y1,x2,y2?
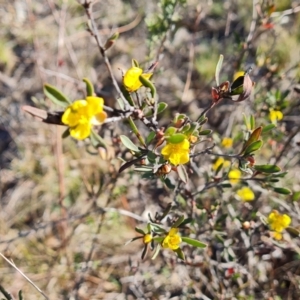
228,169,241,185
268,210,291,240
212,157,230,171
221,137,233,148
236,187,255,201
62,96,107,140
162,228,182,250
161,139,190,165
123,66,152,92
269,109,283,123
143,234,152,244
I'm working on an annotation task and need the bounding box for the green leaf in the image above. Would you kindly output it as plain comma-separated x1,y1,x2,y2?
262,123,276,133
43,84,71,107
286,226,300,237
164,177,176,189
250,115,255,130
220,183,232,188
254,164,281,173
167,133,186,144
215,162,224,176
198,129,212,136
172,215,185,228
197,115,208,125
272,171,288,178
242,113,249,130
230,76,244,95
147,151,157,163
243,140,263,156
141,244,149,260
61,128,70,139
179,217,193,227
181,237,207,248
273,187,291,195
120,135,140,152
125,236,143,246
132,59,139,67
135,227,146,235
90,129,106,149
159,203,173,220
174,247,185,261
151,244,161,260
215,54,224,86
177,164,189,184
139,74,156,98
157,102,168,114
18,290,23,300
241,127,262,153
146,131,156,145
292,191,300,201
83,78,94,96
165,126,177,136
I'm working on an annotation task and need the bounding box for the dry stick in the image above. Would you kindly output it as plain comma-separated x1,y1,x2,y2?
83,0,131,111
0,252,49,300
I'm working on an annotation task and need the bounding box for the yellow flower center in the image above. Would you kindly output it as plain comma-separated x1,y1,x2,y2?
228,169,241,185
221,137,233,148
268,210,291,240
62,96,106,140
162,228,182,250
123,66,152,92
236,187,255,201
161,139,190,165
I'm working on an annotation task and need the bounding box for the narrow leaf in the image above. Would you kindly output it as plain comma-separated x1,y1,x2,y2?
273,187,291,195
243,140,263,156
262,123,276,133
90,129,106,149
241,126,262,153
286,226,300,237
198,129,212,136
177,164,189,184
174,247,185,261
254,164,281,173
135,227,146,235
167,133,186,144
139,74,156,98
141,244,149,260
157,102,168,114
22,106,64,125
125,236,143,246
172,215,185,228
83,78,94,96
62,128,70,139
250,115,255,130
215,54,224,86
146,131,156,145
120,135,140,152
179,217,193,227
151,244,161,260
118,155,146,173
181,237,207,248
43,84,71,107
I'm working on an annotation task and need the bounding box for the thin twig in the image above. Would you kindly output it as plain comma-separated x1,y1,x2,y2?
0,253,49,300
82,0,131,110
